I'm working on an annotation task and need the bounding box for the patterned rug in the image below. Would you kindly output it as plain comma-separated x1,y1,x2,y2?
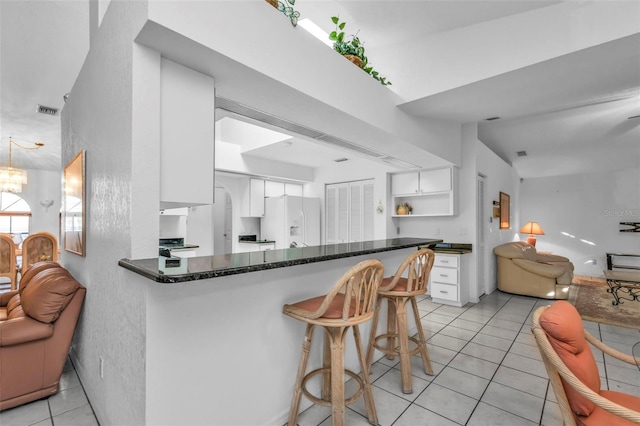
569,275,640,330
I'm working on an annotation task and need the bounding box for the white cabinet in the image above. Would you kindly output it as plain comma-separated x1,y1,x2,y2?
241,178,265,217
160,58,215,208
285,183,303,196
430,253,469,307
391,173,419,195
159,207,188,216
264,181,303,197
265,181,285,197
391,167,457,216
238,242,275,252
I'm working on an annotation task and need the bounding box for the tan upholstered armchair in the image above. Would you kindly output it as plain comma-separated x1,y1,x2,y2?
0,262,85,412
493,241,574,299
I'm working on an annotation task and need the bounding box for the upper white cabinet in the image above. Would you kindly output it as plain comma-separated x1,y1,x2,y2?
160,58,215,209
264,181,285,198
285,183,303,197
242,178,265,217
264,181,303,197
391,167,457,216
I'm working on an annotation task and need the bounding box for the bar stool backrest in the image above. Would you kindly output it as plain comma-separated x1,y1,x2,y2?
380,248,435,295
285,259,384,324
0,234,17,290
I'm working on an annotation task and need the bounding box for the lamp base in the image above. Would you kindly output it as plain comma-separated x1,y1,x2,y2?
526,235,537,247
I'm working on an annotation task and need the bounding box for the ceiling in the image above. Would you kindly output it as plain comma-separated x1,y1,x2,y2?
1,1,638,178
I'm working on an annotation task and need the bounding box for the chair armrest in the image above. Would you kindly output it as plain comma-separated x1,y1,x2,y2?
0,317,53,347
585,330,637,366
536,253,570,263
513,258,565,278
0,291,18,307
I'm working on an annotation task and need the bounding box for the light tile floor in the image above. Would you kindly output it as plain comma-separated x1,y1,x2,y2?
0,357,98,426
2,291,639,425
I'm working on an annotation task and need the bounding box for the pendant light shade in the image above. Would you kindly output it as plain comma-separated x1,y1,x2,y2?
0,138,44,193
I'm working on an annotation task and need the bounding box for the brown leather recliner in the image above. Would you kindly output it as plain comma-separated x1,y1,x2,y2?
493,241,574,299
0,262,86,412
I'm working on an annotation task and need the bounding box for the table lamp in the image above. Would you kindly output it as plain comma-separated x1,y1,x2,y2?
520,222,544,247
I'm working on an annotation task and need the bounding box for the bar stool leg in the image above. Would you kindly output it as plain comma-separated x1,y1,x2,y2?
322,329,331,401
329,327,346,426
365,298,382,368
385,299,397,360
394,297,414,394
353,325,378,425
288,324,315,426
411,297,433,375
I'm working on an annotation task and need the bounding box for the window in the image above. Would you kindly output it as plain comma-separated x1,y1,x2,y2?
0,192,32,237
325,179,374,244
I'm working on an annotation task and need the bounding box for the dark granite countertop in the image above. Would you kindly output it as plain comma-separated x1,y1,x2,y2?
420,242,472,254
119,237,442,283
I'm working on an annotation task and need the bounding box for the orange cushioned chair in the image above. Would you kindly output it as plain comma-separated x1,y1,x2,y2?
0,262,85,412
532,301,640,425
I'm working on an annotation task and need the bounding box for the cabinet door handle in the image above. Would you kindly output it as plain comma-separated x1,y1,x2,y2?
440,260,449,263
440,274,448,278
439,290,448,294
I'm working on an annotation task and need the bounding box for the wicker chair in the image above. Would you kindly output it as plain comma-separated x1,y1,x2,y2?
283,259,384,426
0,234,17,291
366,248,436,394
20,232,58,276
531,301,640,425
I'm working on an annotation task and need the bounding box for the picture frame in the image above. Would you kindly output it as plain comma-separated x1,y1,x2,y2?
63,150,86,256
499,191,510,230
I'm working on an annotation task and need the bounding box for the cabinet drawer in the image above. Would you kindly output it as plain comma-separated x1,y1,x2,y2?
434,255,458,268
431,266,458,284
431,283,458,302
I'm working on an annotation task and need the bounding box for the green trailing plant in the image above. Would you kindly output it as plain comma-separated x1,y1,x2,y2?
329,16,391,86
277,0,300,26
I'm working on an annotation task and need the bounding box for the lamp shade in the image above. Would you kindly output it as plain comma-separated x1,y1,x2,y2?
520,222,545,235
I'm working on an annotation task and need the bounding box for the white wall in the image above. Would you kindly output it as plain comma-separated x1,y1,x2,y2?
520,167,640,276
61,2,149,425
14,169,62,240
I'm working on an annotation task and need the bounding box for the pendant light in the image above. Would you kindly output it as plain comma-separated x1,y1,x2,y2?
0,137,44,193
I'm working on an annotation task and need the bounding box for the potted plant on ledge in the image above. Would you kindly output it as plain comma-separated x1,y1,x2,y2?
329,16,391,86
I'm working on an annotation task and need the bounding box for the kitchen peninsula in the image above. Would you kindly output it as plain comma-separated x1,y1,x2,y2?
120,237,440,283
119,238,440,425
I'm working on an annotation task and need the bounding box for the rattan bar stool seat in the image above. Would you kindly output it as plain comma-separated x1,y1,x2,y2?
366,248,436,394
283,259,384,426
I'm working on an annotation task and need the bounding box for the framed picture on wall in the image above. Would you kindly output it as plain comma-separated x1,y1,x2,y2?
63,150,86,256
499,191,510,230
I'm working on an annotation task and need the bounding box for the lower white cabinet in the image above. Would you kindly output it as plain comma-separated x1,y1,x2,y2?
238,242,275,253
430,253,469,307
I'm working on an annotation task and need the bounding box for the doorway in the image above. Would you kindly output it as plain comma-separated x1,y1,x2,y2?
213,186,233,254
476,174,488,298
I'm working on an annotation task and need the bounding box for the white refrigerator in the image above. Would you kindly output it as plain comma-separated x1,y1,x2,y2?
261,196,320,249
